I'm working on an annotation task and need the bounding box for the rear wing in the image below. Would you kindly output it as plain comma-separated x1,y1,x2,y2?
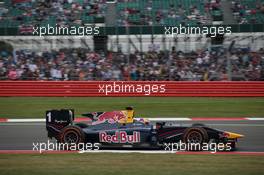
46,109,74,138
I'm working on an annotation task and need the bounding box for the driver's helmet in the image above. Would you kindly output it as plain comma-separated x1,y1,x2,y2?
136,118,150,125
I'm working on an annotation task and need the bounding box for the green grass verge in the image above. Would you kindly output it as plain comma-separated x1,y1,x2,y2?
0,97,263,118
0,154,263,175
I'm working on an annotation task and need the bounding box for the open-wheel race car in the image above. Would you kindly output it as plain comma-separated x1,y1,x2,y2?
46,107,244,151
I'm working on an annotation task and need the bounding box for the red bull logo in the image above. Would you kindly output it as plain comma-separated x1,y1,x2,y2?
92,111,126,125
99,131,140,143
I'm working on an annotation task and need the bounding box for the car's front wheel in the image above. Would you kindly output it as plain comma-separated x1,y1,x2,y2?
182,127,208,151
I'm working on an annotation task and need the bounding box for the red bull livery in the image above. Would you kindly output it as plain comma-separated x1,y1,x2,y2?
46,107,244,150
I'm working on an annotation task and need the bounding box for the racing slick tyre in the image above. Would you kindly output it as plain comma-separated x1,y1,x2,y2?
192,123,206,127
59,125,85,145
182,127,209,151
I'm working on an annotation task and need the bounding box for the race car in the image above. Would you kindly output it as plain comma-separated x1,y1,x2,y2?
46,107,244,151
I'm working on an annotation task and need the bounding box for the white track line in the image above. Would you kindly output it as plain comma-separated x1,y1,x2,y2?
79,150,175,154
1,123,264,126
0,123,45,126
206,124,264,127
7,119,45,122
1,117,264,123
145,118,191,121
2,118,192,123
77,150,264,155
246,118,264,120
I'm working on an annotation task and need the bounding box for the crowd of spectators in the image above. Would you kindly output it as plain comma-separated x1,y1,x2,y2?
117,0,213,26
231,0,264,24
0,0,215,28
0,47,263,81
1,0,264,28
0,0,106,28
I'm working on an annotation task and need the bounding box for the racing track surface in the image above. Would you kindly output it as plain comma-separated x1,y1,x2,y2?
0,120,263,152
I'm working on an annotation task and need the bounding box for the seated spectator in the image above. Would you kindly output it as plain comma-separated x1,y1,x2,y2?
8,67,18,80
0,46,263,81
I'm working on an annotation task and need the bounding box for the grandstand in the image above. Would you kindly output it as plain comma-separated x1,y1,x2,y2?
232,0,264,24
0,0,263,81
0,0,104,28
0,0,263,28
116,0,211,26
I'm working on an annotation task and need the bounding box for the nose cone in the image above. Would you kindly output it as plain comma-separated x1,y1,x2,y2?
225,131,244,139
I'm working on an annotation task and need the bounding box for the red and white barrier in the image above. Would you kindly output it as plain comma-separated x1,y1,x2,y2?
0,81,264,97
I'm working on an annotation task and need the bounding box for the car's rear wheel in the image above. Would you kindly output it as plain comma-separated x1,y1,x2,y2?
182,127,208,151
59,126,85,145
